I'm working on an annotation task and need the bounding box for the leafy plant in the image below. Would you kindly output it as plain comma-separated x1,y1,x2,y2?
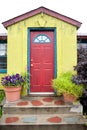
52,72,83,98
21,72,30,96
0,91,5,103
72,47,87,86
72,47,87,115
52,72,72,95
0,107,2,118
0,91,5,118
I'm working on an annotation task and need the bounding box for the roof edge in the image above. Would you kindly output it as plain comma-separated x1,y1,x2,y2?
2,6,82,29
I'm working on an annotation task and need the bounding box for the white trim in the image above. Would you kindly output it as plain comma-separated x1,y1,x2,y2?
30,92,54,95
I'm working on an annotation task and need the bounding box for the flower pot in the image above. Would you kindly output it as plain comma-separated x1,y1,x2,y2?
63,93,77,102
4,86,22,102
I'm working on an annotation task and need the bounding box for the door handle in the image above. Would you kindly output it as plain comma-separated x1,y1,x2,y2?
31,59,33,62
31,64,33,67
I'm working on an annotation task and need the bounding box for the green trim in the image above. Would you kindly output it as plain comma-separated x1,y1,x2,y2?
54,28,57,78
27,29,30,94
0,69,7,73
0,41,7,44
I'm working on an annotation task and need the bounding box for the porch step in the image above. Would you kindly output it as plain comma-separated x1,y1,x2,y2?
0,96,87,130
0,114,87,130
3,96,82,115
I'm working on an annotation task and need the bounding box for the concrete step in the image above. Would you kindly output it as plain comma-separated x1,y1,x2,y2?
0,114,87,130
3,96,82,115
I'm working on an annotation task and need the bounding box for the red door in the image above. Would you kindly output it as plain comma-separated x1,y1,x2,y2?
30,31,54,92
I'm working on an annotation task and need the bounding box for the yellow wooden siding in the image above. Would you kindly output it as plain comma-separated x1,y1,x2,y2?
7,13,77,76
0,74,6,89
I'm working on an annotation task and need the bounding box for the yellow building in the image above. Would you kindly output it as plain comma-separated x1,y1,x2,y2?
0,7,81,93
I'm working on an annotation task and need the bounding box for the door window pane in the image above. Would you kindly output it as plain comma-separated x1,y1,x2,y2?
33,34,51,43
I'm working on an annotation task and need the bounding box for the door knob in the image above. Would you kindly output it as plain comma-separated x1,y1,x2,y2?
31,64,33,67
31,59,33,62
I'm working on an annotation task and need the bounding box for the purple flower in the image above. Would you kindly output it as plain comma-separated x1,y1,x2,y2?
5,76,10,81
16,73,20,78
1,73,26,87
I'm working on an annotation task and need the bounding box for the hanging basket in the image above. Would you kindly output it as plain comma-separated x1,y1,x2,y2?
4,86,22,102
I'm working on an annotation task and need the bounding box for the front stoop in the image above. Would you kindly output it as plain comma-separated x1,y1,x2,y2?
0,125,87,130
0,96,87,130
0,114,87,130
3,96,78,114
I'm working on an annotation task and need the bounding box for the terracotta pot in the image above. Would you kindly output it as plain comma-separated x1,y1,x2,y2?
4,86,22,102
63,93,77,102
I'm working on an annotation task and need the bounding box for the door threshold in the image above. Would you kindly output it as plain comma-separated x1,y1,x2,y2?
29,92,56,97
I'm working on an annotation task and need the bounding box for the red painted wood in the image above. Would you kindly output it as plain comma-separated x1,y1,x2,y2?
30,31,54,92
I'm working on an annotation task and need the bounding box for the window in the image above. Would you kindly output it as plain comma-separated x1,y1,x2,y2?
33,34,51,43
77,37,87,49
0,43,7,73
77,43,87,49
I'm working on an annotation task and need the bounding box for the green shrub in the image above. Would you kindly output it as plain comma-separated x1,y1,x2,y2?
0,91,5,118
52,72,83,98
0,91,4,103
0,107,2,118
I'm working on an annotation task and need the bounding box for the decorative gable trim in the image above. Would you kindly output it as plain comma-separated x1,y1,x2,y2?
2,6,82,29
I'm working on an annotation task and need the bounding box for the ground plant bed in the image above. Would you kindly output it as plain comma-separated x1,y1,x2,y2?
0,90,5,117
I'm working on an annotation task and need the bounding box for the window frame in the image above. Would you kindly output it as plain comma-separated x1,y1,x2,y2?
0,42,7,73
33,34,51,43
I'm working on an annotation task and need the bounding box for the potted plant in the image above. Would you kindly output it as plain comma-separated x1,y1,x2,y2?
52,72,83,102
1,73,28,102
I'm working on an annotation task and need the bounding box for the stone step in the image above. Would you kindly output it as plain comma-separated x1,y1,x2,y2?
3,96,82,115
0,114,87,130
0,124,86,130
